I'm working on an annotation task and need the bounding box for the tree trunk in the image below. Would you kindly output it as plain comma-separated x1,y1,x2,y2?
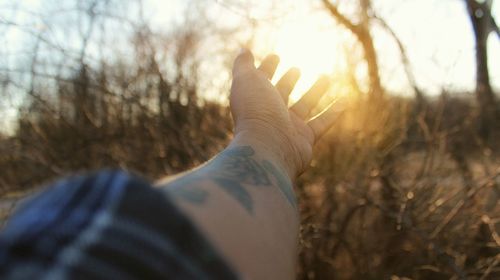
322,0,383,98
465,0,497,142
359,28,383,98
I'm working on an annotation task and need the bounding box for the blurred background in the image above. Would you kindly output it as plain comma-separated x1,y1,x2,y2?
0,0,499,279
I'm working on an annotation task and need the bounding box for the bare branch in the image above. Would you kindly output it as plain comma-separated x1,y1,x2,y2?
321,0,360,35
372,14,425,102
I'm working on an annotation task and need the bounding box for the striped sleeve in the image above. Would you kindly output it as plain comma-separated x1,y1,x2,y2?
0,170,238,280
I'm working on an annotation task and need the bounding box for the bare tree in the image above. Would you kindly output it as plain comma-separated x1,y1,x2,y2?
464,0,499,142
322,0,383,98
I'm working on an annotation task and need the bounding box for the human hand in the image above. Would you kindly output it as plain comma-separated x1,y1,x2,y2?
230,49,344,178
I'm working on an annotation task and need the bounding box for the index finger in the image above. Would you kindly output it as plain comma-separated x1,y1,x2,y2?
232,48,256,77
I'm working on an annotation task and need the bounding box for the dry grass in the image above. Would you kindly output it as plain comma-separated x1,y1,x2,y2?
296,94,500,279
0,77,498,279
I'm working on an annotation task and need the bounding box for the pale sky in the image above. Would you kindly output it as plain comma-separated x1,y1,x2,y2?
146,0,500,99
1,0,499,132
207,0,500,97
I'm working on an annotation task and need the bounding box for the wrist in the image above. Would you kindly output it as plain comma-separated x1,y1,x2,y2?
231,122,298,179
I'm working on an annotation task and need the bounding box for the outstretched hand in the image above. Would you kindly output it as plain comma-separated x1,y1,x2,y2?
230,49,343,178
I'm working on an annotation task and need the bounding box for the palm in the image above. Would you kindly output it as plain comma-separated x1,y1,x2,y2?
230,50,343,175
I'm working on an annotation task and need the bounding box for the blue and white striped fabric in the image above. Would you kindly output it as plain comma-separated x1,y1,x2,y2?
0,170,237,279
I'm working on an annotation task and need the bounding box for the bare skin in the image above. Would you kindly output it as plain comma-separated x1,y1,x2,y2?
158,49,344,279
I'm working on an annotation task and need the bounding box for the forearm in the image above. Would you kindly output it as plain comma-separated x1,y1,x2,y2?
157,133,299,279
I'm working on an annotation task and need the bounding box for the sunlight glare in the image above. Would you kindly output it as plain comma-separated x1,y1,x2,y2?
268,16,344,102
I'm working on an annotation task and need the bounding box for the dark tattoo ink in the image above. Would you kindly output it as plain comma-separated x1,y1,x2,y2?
206,146,271,213
262,160,297,209
213,177,253,213
165,146,295,214
210,146,271,186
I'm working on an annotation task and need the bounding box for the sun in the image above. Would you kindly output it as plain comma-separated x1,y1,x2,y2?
258,12,345,102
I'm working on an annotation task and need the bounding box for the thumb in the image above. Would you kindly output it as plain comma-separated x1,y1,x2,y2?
232,48,255,77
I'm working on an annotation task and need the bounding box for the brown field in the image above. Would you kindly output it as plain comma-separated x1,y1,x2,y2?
1,0,499,278
1,91,499,279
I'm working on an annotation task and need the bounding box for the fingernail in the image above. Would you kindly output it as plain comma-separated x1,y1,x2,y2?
269,54,280,62
290,67,301,77
239,48,249,55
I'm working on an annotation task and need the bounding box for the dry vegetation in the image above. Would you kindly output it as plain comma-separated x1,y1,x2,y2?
1,0,499,279
297,94,500,279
